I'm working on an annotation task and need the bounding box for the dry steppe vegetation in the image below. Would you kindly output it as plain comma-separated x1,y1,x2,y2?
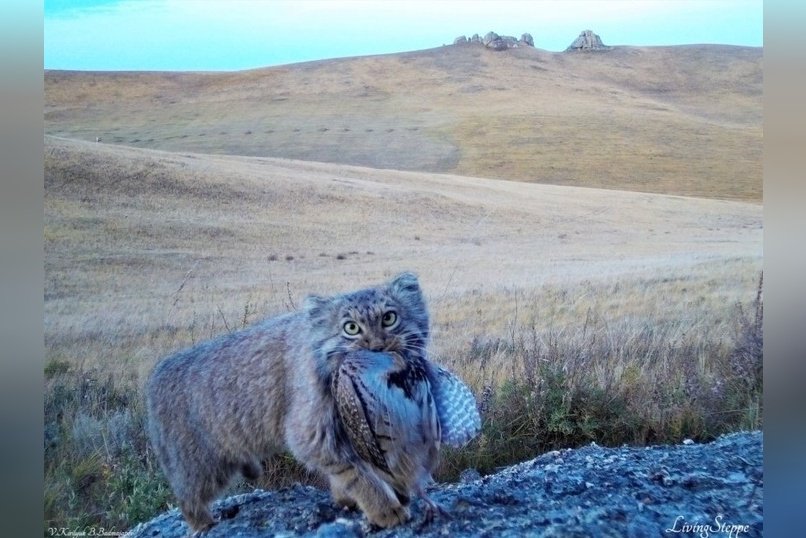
44,42,762,534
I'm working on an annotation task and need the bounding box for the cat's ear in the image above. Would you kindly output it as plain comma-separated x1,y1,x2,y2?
388,272,423,302
304,294,335,325
388,272,429,341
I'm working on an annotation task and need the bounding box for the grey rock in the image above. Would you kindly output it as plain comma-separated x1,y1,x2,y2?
566,29,611,52
459,468,482,483
479,31,531,51
125,432,762,537
314,519,362,537
499,36,519,49
470,34,481,43
453,35,468,45
482,31,500,47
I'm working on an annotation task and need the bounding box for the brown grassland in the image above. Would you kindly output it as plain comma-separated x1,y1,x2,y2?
46,43,761,201
44,42,762,534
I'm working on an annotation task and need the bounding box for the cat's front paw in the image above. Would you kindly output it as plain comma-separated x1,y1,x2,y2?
332,494,357,511
365,501,410,528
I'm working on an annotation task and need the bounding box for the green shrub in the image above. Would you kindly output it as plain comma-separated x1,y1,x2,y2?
44,358,71,379
44,367,171,536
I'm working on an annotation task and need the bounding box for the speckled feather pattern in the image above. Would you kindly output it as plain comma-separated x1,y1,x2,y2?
333,350,440,501
426,363,482,447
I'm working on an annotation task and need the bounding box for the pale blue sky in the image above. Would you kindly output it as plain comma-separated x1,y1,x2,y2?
44,0,763,71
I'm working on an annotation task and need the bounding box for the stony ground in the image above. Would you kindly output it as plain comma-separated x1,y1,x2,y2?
125,431,762,537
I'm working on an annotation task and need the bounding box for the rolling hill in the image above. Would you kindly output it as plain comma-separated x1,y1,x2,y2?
44,134,762,369
45,43,762,201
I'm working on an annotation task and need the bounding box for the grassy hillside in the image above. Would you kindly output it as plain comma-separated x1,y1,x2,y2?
44,135,762,532
44,136,762,365
45,44,762,201
43,133,762,400
44,134,762,533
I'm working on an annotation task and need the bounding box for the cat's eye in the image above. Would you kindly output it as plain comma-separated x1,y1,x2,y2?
381,311,398,327
343,321,361,336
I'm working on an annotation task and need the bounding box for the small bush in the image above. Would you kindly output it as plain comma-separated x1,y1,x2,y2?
44,367,172,535
45,359,71,379
106,450,173,528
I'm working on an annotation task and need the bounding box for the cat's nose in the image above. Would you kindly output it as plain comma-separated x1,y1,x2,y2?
365,336,387,351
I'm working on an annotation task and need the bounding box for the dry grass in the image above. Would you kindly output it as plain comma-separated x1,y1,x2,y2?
43,134,761,533
437,274,763,478
45,43,762,201
44,136,762,373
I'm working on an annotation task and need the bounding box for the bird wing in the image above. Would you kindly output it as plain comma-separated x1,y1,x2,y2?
425,362,482,447
333,358,393,475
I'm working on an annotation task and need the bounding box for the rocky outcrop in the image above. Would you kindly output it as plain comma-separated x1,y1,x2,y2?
125,431,763,537
454,31,534,50
485,32,513,51
565,30,611,52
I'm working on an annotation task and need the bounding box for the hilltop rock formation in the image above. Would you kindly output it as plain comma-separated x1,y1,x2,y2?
453,31,534,50
566,30,611,52
125,431,762,537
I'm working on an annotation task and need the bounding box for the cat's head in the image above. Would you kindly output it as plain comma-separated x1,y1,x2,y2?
304,272,429,366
